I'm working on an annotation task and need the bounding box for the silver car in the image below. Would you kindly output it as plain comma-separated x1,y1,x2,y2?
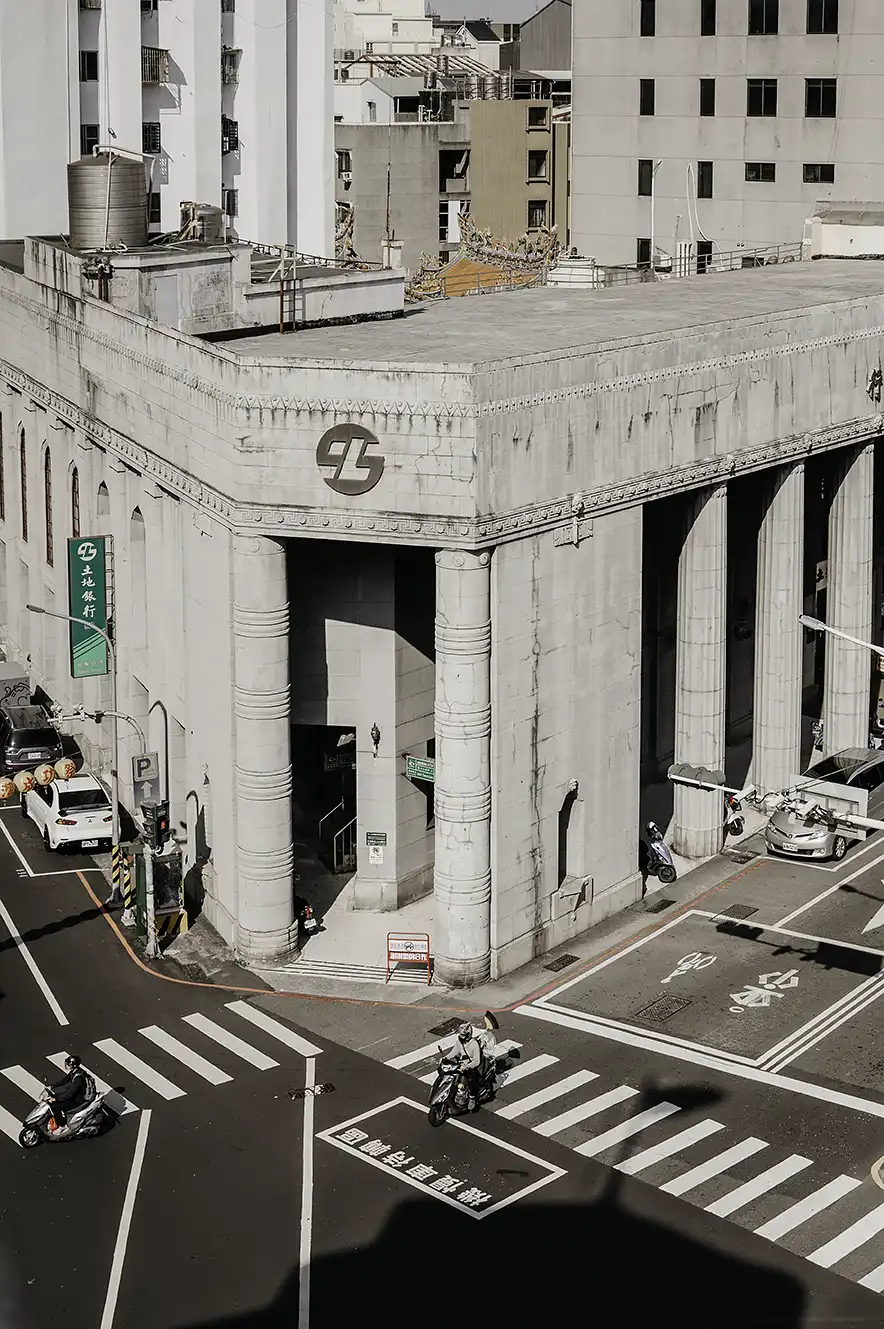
765,748,884,861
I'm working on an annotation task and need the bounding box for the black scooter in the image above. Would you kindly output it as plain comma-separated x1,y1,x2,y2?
645,821,677,884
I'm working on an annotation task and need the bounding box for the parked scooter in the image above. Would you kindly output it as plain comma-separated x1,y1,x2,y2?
724,793,745,837
645,821,677,885
19,1077,113,1148
870,718,884,751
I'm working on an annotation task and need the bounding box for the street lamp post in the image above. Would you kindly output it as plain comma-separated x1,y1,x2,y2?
649,160,662,277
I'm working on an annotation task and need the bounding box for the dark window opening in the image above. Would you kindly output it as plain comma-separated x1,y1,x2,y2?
19,430,27,543
637,237,651,268
640,78,655,115
700,78,716,115
71,467,80,539
745,161,776,181
807,0,838,33
79,50,99,81
697,239,713,273
80,123,100,157
748,0,778,34
142,121,161,154
804,162,835,183
806,77,836,117
527,198,548,228
638,158,653,196
701,0,717,35
747,78,777,116
697,160,713,198
43,450,52,567
148,191,161,225
640,0,656,36
221,116,239,153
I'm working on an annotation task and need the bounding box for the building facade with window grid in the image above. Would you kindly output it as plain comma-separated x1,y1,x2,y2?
571,0,884,267
0,0,334,259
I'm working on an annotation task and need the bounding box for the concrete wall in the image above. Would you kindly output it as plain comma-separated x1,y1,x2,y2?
470,100,559,242
519,0,572,72
572,0,884,265
490,504,642,974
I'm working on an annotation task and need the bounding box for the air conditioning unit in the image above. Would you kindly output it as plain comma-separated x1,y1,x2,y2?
340,170,352,183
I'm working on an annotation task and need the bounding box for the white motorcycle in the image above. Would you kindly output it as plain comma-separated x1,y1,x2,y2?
19,1076,114,1148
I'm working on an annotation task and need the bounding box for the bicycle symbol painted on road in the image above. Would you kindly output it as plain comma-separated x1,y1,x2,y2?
729,969,799,1013
660,952,717,985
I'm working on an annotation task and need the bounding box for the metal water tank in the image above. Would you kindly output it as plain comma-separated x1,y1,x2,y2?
67,154,148,250
180,201,225,243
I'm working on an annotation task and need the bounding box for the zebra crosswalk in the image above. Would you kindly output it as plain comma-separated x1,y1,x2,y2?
0,1001,321,1144
386,1036,884,1293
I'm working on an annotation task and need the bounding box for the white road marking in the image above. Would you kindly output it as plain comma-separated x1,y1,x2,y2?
0,1102,21,1144
138,1026,232,1086
533,1084,638,1137
864,893,884,934
496,1069,599,1120
808,1200,884,1267
859,1260,884,1292
754,1175,862,1240
0,891,68,1025
94,1038,186,1100
386,1040,448,1069
775,851,884,928
576,1102,680,1157
226,1000,323,1057
758,973,882,1068
615,1119,725,1176
498,1053,559,1085
182,1012,279,1070
659,1138,769,1196
47,1052,139,1117
765,975,884,1072
705,1154,813,1217
2,1065,47,1100
0,815,34,875
99,1108,151,1329
417,1039,522,1085
299,1055,318,1329
514,1002,884,1120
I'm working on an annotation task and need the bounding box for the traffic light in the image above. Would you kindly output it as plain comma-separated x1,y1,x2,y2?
142,799,170,851
667,763,726,791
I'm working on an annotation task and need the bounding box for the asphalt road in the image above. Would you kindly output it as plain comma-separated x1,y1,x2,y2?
1,802,883,1327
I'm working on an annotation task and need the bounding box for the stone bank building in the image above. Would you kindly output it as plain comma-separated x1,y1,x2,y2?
1,235,883,986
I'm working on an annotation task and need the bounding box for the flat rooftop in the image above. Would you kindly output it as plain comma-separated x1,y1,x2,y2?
219,260,884,369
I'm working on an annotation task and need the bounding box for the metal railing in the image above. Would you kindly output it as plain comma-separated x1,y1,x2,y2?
608,241,805,288
333,817,357,874
141,46,169,84
245,240,384,280
318,799,344,844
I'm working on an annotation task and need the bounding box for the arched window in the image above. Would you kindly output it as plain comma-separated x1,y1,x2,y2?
97,481,110,518
19,428,27,542
71,467,80,538
130,507,146,650
43,449,53,566
0,411,5,522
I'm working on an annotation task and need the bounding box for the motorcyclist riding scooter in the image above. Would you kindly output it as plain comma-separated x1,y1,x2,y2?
454,1021,496,1111
49,1055,91,1126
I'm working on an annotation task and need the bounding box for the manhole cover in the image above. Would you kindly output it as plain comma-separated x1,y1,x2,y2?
427,1017,462,1037
645,896,676,915
545,953,580,973
722,849,758,864
718,903,758,920
634,995,692,1022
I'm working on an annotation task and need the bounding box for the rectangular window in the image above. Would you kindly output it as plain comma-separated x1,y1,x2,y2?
745,161,776,181
336,149,352,176
637,237,652,268
747,78,777,116
807,0,838,33
748,0,778,34
148,191,161,224
640,0,655,36
638,158,653,196
700,78,716,116
142,121,161,154
804,162,835,183
221,0,235,11
79,50,99,81
806,77,837,117
224,187,239,216
701,0,716,35
697,160,713,198
80,123,100,157
391,20,398,33
527,149,549,180
527,198,548,229
640,78,655,115
697,239,713,273
221,115,239,152
367,100,376,122
527,104,549,129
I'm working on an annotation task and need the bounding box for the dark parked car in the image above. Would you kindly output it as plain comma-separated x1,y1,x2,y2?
0,705,64,775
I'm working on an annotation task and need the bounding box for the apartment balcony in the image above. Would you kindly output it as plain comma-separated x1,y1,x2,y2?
221,49,241,84
142,46,170,84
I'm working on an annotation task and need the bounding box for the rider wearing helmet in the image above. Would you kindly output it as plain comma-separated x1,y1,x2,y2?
454,1022,485,1111
49,1055,92,1126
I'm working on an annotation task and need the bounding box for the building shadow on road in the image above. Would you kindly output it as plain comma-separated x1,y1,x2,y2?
0,903,105,954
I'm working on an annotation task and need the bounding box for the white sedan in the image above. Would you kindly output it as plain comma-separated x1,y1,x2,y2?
22,774,113,852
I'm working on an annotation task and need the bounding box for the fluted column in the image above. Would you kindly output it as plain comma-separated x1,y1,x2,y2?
672,485,727,859
434,549,492,988
823,444,875,755
232,534,295,962
753,463,804,794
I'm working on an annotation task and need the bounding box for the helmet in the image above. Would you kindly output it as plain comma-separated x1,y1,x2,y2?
64,1054,81,1071
456,1022,473,1043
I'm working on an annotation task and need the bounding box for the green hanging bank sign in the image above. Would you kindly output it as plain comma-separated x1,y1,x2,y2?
67,536,109,678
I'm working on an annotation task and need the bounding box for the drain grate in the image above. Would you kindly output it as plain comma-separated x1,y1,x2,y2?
635,994,692,1022
717,902,758,920
722,849,758,864
427,1017,462,1037
545,953,580,973
645,896,676,915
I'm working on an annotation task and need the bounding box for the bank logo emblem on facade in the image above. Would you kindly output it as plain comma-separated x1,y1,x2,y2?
316,424,385,496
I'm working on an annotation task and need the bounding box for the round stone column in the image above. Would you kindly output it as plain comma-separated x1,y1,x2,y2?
671,484,727,860
823,443,875,755
232,534,296,962
433,548,492,988
753,463,804,795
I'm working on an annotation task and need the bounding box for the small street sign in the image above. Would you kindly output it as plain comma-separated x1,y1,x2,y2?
365,830,387,846
132,752,159,784
405,755,435,783
135,776,161,811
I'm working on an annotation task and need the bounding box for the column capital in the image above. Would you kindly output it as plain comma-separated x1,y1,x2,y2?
435,549,491,571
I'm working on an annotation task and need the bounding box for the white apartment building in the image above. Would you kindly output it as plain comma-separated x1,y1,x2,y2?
334,0,436,56
0,0,334,260
571,0,884,268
